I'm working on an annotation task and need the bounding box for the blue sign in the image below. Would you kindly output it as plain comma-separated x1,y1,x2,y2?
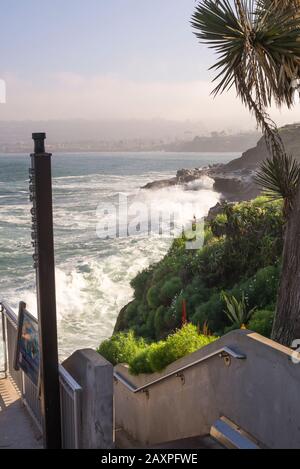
15,308,39,386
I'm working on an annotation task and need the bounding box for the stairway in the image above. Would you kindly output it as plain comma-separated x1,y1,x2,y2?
150,435,224,450
210,417,261,449
116,429,224,449
116,417,261,450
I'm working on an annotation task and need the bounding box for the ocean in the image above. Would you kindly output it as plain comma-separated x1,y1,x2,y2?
0,151,237,358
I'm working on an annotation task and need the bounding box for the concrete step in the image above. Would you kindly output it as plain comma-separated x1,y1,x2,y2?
210,417,261,450
115,429,224,450
150,435,224,450
116,417,263,450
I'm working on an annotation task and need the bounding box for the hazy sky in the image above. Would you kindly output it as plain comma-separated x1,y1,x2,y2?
1,0,300,131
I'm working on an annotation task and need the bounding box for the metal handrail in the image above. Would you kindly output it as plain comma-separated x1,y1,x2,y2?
114,346,246,394
0,300,18,327
59,365,82,392
0,300,16,376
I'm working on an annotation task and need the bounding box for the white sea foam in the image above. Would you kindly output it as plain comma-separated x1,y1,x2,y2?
16,183,219,357
0,152,230,359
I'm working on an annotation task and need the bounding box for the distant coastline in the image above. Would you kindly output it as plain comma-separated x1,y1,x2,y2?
0,148,242,155
0,129,260,154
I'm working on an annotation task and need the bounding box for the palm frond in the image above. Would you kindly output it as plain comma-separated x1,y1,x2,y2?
192,0,300,214
191,0,300,108
254,153,300,212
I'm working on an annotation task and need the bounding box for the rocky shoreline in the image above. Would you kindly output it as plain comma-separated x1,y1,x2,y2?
142,164,260,204
142,124,300,205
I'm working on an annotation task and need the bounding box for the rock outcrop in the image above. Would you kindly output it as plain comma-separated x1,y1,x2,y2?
142,123,300,202
142,165,259,202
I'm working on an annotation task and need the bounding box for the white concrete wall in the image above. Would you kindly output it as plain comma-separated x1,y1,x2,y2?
114,330,300,448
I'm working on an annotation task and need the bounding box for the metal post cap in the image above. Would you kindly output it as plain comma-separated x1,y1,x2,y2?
32,132,46,140
32,133,46,153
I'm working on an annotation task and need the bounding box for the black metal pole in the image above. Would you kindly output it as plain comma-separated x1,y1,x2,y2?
30,133,62,449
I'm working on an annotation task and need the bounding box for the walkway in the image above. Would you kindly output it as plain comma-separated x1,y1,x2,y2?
0,377,42,449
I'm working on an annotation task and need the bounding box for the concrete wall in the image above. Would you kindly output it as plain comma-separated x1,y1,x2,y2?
114,330,300,449
63,349,114,449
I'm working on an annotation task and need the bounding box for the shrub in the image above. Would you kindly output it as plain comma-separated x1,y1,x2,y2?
248,310,275,338
97,331,145,366
210,213,227,238
206,199,283,285
144,309,156,339
147,285,161,309
154,306,169,339
131,269,153,300
125,300,139,321
185,277,211,303
160,277,182,304
131,324,217,375
98,325,217,375
164,307,178,330
197,239,227,287
233,265,280,310
160,324,216,365
130,342,164,375
192,292,227,334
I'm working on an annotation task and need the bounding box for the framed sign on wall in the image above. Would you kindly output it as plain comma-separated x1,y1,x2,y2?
15,302,40,387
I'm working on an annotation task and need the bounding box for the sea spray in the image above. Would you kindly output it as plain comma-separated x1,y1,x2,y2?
0,152,232,358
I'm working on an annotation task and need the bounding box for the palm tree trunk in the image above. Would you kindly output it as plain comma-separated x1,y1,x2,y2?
272,184,300,346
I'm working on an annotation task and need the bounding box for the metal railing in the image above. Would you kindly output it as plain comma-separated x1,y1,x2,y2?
114,346,246,394
0,300,82,449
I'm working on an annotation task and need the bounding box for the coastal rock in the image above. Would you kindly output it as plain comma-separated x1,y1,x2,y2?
176,168,203,181
114,303,132,334
205,202,227,221
212,175,260,202
142,124,300,202
142,165,259,202
142,178,178,190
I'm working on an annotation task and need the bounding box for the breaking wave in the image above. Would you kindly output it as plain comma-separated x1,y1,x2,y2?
0,152,234,358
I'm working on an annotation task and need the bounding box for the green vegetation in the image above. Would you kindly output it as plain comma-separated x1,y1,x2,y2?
98,197,283,374
221,292,257,329
114,197,283,341
98,324,217,375
248,310,275,338
97,330,145,367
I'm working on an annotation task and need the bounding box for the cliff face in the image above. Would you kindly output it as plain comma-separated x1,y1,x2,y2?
225,124,300,171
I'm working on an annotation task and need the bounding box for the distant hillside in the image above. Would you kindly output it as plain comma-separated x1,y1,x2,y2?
0,119,206,144
225,124,300,171
164,131,261,153
0,120,261,153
